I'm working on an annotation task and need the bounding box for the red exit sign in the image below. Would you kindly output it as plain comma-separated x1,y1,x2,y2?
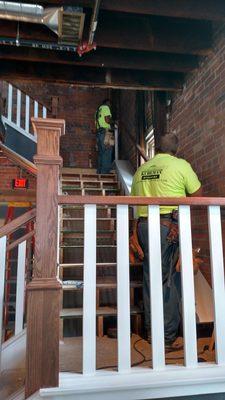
12,178,29,189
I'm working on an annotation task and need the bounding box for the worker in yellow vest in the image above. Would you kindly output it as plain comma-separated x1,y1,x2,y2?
95,99,114,174
131,133,202,347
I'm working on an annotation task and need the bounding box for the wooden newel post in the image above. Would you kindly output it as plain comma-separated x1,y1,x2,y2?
25,118,65,398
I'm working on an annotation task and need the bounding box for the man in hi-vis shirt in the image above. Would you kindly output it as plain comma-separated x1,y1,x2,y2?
95,99,113,174
131,134,202,347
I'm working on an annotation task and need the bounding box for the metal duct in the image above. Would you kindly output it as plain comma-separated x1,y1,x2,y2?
0,1,85,44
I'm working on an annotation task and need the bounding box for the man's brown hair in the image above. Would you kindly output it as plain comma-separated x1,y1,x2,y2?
155,133,179,155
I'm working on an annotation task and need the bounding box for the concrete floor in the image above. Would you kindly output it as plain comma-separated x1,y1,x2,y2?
0,335,215,399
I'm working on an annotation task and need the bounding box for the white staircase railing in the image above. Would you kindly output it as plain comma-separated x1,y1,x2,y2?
54,194,225,399
0,209,36,371
2,81,48,142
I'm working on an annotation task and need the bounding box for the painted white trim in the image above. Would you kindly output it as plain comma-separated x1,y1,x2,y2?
179,205,198,367
83,204,97,375
117,205,131,372
2,116,37,143
34,101,39,118
114,160,134,195
42,106,47,118
25,95,30,132
15,241,26,335
208,205,225,365
7,83,13,121
0,236,6,369
16,89,21,127
114,125,119,160
39,366,225,399
148,205,165,370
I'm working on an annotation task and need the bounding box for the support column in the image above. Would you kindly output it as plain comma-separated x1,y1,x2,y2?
25,118,65,398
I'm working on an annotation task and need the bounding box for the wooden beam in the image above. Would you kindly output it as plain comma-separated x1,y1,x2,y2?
29,0,225,21
0,60,184,90
94,13,212,55
0,46,199,73
0,142,37,176
0,14,212,55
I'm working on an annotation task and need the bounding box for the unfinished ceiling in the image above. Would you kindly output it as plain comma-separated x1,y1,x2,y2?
0,0,224,90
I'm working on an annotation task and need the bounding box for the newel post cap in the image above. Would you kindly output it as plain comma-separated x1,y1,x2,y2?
31,118,65,136
31,118,65,157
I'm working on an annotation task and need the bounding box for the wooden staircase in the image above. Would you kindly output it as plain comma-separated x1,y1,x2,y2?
59,170,143,338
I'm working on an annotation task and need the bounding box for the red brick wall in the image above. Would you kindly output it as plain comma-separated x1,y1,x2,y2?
0,156,36,191
169,22,225,284
9,81,110,168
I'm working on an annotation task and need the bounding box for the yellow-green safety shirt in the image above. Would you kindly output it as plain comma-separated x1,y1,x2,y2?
95,105,112,129
131,153,201,216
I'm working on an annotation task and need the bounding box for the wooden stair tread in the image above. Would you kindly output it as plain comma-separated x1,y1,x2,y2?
60,306,142,318
62,280,142,290
62,217,116,220
60,244,116,248
60,262,142,268
62,179,118,184
62,186,119,191
61,230,115,233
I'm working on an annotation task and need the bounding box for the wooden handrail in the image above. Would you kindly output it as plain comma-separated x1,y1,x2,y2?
58,195,225,207
6,81,51,113
0,142,37,176
0,208,36,238
0,189,36,203
7,230,35,251
136,144,149,162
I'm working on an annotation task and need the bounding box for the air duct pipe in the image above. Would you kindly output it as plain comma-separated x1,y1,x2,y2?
0,1,85,44
0,2,59,34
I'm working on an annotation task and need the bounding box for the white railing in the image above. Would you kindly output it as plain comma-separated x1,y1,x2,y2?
2,81,48,142
56,195,225,398
0,209,35,371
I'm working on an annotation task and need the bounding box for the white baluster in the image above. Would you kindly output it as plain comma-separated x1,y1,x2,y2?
117,205,131,372
34,101,38,118
42,106,47,118
25,95,30,132
83,204,96,375
179,205,197,367
7,84,13,121
114,125,119,161
16,89,21,127
15,241,26,335
208,206,225,364
148,205,165,369
0,236,7,369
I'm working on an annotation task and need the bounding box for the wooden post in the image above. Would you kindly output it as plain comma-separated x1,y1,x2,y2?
25,118,65,398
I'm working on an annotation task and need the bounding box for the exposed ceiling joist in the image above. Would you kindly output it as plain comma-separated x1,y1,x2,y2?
94,13,212,55
0,46,199,73
0,14,212,56
28,0,225,21
0,60,184,90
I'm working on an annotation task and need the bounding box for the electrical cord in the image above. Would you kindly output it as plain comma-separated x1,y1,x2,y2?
63,337,208,373
96,337,208,369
